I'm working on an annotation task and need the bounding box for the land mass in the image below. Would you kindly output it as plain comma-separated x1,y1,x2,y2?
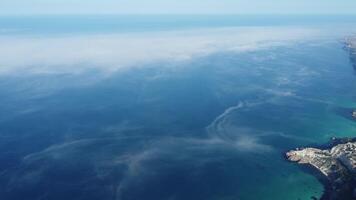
344,36,356,71
287,138,356,200
286,38,356,200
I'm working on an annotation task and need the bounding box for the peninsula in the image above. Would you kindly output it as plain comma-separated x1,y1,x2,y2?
286,138,356,200
286,38,356,200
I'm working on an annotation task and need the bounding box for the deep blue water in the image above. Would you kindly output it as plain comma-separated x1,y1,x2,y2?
0,15,356,200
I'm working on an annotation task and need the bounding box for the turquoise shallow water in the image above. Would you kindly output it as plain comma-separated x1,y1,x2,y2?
0,16,356,200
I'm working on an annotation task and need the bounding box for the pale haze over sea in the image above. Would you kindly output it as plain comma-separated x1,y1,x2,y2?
1,1,356,200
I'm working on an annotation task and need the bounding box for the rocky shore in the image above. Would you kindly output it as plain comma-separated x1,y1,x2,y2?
344,36,356,70
344,36,356,49
286,37,356,200
286,138,356,200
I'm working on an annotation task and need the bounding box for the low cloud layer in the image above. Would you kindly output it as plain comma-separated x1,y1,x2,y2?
0,27,319,75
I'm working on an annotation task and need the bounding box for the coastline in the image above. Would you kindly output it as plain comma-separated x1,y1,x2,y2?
285,38,356,200
286,138,356,200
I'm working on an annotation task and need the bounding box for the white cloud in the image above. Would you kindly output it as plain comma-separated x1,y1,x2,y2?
0,27,319,75
234,134,274,152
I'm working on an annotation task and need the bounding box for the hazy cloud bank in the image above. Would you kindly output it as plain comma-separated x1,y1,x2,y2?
0,27,319,75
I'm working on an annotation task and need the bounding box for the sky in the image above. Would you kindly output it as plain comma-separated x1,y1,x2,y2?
1,0,356,15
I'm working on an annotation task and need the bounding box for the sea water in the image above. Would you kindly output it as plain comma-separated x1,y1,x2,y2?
0,15,356,200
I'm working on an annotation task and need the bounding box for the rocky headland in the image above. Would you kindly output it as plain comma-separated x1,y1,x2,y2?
344,36,356,71
286,138,356,200
344,36,356,49
285,38,356,200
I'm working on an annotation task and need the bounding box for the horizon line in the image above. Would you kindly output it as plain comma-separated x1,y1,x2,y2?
2,13,356,17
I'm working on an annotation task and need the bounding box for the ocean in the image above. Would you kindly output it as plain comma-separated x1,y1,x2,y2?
0,15,356,200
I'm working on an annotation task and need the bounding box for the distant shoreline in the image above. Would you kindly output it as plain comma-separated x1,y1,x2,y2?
286,38,356,200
